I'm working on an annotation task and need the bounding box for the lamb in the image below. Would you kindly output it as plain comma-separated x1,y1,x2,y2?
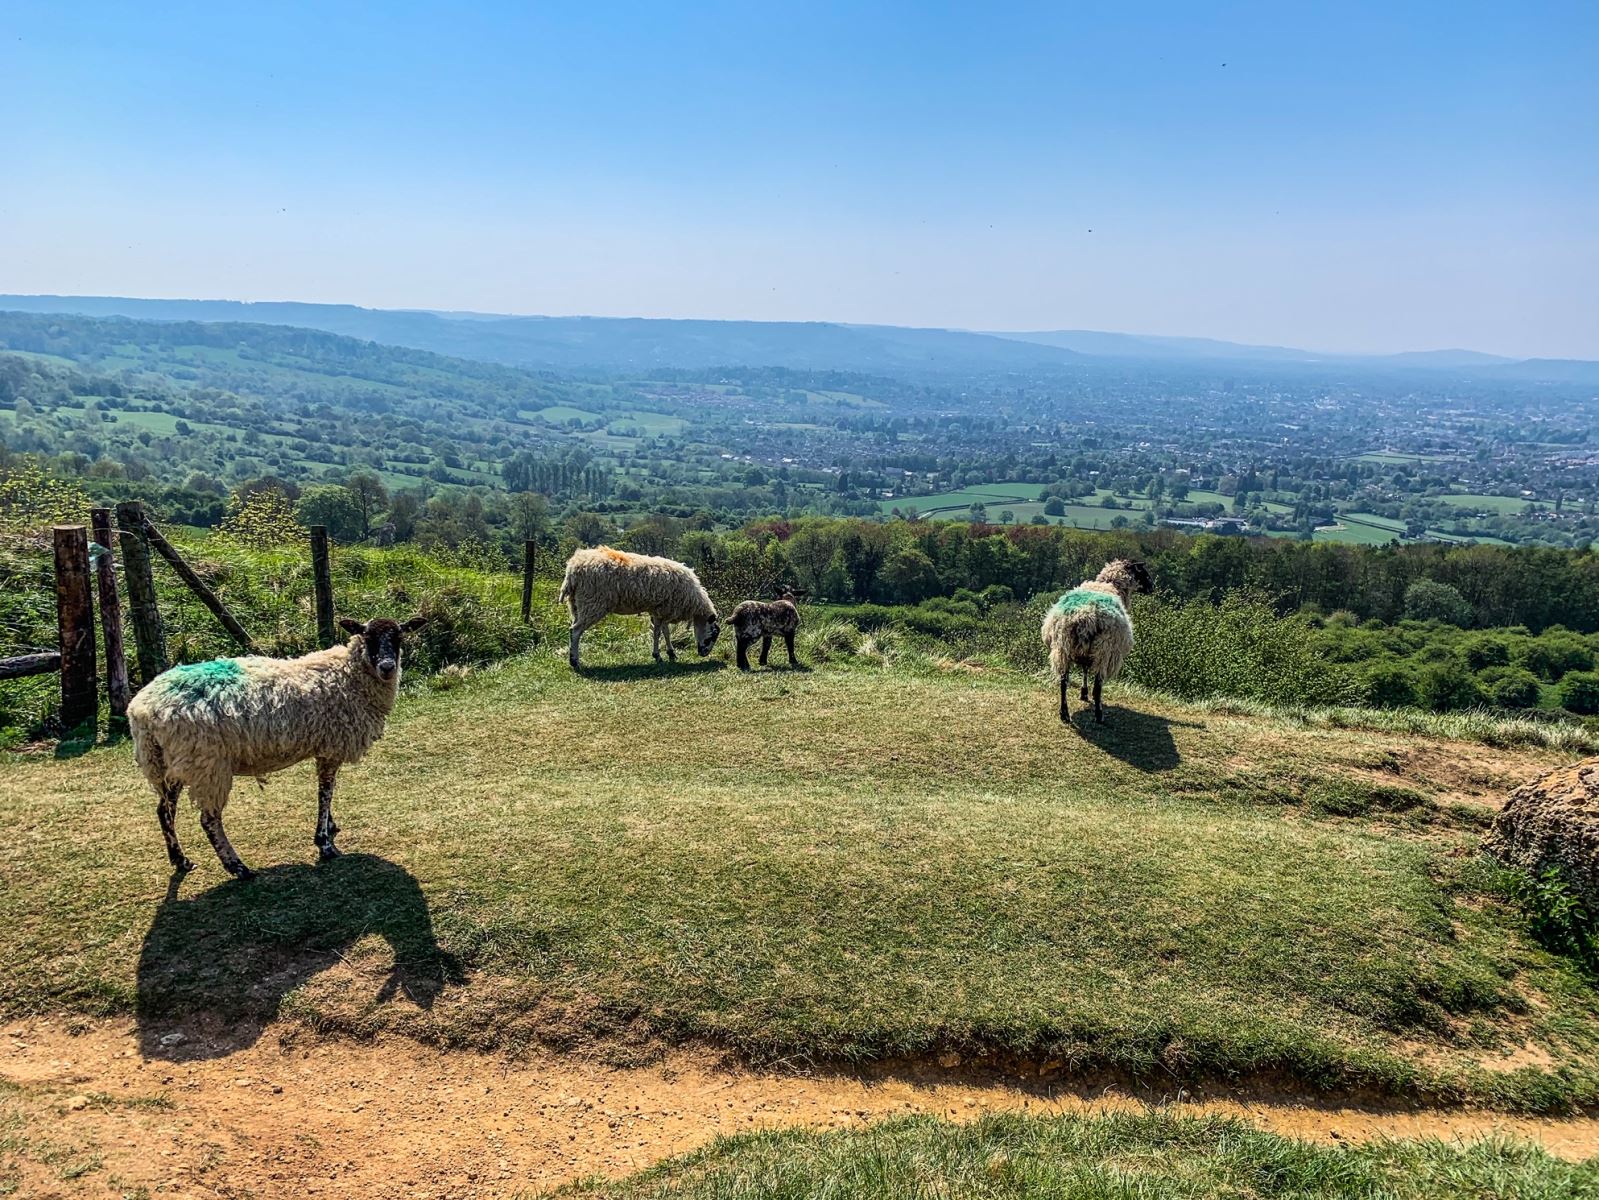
127,615,428,880
729,588,801,671
1041,559,1153,724
558,546,721,670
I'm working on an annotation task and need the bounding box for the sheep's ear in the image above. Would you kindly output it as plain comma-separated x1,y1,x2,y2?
337,617,366,636
402,616,429,633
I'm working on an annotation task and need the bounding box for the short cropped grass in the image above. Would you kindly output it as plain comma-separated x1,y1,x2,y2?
548,1111,1596,1200
2,619,1598,1109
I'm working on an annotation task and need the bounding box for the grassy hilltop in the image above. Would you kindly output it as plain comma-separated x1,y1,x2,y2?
3,604,1598,1123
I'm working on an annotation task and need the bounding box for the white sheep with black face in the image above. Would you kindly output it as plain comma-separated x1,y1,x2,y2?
558,546,721,670
1041,560,1153,724
127,615,427,880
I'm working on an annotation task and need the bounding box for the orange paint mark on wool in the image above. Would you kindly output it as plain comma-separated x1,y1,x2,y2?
599,547,631,564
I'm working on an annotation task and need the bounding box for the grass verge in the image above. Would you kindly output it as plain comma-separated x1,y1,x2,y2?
548,1111,1597,1199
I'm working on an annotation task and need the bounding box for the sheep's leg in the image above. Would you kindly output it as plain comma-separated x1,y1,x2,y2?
157,783,194,873
650,621,662,662
784,631,798,666
568,619,591,670
1059,676,1070,723
314,757,342,860
664,623,677,662
194,775,252,880
759,635,771,666
736,636,752,671
1093,675,1104,724
1079,665,1089,702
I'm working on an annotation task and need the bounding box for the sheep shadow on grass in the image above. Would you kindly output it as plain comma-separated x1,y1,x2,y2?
1069,706,1202,773
577,658,729,683
136,852,462,1062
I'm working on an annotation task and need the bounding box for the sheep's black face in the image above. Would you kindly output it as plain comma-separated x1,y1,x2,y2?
696,616,722,657
1129,561,1155,594
338,615,429,682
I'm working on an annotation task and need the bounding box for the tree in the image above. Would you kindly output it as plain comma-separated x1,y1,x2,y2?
1403,579,1472,626
219,487,305,548
880,546,941,604
506,490,551,544
1043,496,1066,517
345,470,389,540
295,484,364,542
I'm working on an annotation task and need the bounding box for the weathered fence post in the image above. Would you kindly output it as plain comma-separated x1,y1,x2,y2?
521,540,536,623
53,525,98,733
115,500,167,687
91,507,131,724
141,514,255,651
310,525,335,649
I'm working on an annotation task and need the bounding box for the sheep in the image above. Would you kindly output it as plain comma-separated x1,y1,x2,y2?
127,615,428,880
729,588,801,671
558,546,721,670
1041,559,1153,724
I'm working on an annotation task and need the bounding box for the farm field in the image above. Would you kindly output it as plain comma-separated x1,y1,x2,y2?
1440,492,1539,515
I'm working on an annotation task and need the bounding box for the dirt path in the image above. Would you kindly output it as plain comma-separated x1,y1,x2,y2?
4,1017,1598,1199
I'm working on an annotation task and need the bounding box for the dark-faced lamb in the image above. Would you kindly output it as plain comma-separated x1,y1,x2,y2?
1041,559,1153,724
729,588,801,671
127,615,428,879
558,546,721,670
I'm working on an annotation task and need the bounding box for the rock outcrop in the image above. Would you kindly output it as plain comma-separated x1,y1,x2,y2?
1484,758,1599,906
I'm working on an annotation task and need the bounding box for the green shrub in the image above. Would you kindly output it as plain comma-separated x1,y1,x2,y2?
1124,593,1356,708
1559,671,1599,716
1482,668,1543,709
1464,635,1512,671
1415,660,1485,712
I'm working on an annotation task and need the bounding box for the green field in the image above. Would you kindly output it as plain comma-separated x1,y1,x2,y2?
526,404,604,425
1439,493,1539,515
3,633,1593,1111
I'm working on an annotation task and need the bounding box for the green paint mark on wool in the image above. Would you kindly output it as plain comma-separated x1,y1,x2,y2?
1050,588,1125,617
158,658,246,701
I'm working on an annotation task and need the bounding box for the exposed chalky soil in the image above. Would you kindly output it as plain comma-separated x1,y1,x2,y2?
5,1017,1599,1200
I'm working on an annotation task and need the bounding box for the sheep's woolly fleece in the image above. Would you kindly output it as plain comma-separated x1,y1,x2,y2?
1041,563,1137,683
128,638,400,814
558,546,718,625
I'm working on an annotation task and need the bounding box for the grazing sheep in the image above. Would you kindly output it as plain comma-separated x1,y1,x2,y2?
729,588,801,671
128,615,428,879
1041,559,1153,724
558,546,721,669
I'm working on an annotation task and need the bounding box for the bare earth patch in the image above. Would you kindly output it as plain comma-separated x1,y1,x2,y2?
6,1017,1599,1200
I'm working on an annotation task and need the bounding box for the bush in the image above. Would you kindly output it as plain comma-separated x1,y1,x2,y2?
1559,671,1599,716
1125,593,1356,708
1415,660,1485,712
1521,635,1597,683
1482,668,1543,709
1464,636,1512,672
1362,663,1420,709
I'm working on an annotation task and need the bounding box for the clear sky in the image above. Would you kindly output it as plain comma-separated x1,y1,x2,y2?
4,2,1595,358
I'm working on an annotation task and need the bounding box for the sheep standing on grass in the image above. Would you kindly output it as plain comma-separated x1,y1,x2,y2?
559,546,721,670
729,588,801,671
128,615,428,879
1042,559,1153,724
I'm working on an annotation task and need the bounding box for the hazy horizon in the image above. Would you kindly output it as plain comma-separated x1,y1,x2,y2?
6,2,1595,359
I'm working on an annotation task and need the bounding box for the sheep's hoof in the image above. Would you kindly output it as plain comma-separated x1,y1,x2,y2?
318,843,343,861
170,856,195,874
230,865,257,882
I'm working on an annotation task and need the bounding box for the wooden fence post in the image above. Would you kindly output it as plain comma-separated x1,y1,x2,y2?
91,507,131,724
140,514,255,651
310,525,335,649
53,525,98,733
521,540,536,623
115,500,167,687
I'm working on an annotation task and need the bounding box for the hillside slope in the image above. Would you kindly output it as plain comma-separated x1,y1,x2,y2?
1,635,1594,1111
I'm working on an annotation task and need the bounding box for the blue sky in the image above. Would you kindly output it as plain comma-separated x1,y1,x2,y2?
4,2,1595,357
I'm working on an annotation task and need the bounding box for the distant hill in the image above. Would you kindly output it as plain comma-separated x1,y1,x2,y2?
2,295,1593,382
0,296,1085,376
